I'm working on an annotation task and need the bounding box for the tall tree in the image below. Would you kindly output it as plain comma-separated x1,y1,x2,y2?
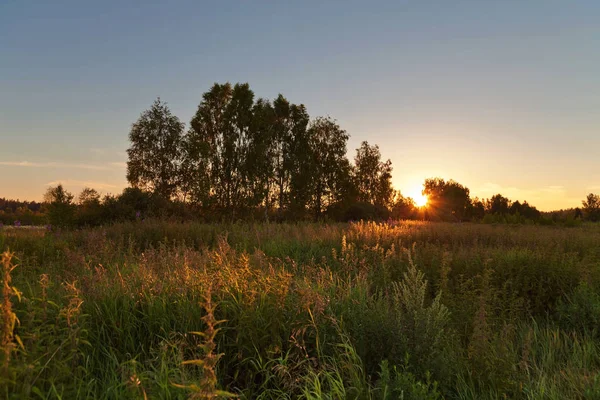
126,98,184,199
286,104,312,217
186,83,256,218
267,96,312,216
247,98,276,214
225,83,255,215
353,141,393,207
306,117,350,219
186,83,233,211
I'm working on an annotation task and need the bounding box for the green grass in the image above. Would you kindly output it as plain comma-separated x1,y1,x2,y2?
2,220,600,399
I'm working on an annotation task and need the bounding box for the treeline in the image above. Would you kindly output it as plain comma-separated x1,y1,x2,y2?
3,182,599,228
3,82,599,227
0,198,45,225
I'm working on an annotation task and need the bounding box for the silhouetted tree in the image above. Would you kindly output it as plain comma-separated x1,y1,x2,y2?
391,193,418,220
353,141,394,208
287,106,314,218
519,201,540,220
126,98,184,199
76,187,102,226
487,194,511,215
44,184,75,227
246,98,276,216
307,117,350,219
582,193,600,221
469,197,486,220
423,178,471,221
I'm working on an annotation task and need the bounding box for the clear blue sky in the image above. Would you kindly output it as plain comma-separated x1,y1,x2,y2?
1,0,599,210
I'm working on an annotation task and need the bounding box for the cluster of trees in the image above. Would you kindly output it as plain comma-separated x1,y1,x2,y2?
127,83,394,221
39,185,191,227
0,198,45,225
394,178,542,223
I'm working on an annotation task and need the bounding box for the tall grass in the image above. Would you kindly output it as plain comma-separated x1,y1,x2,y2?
2,220,600,398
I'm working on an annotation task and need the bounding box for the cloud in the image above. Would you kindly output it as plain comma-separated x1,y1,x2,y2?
45,180,121,191
0,161,121,171
90,148,128,159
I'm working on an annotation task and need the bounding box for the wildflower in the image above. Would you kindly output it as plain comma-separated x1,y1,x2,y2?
136,210,141,220
46,224,52,231
13,220,21,227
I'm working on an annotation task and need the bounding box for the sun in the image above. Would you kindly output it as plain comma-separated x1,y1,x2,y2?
406,187,428,207
414,192,428,207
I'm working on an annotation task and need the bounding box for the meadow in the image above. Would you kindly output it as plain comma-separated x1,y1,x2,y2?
1,220,600,399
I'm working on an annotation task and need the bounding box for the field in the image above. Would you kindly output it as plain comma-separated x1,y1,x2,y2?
2,221,600,399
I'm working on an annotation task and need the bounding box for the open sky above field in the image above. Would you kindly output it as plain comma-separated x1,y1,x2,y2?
1,1,599,210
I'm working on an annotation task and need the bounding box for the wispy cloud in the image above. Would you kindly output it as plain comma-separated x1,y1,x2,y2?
90,148,127,159
0,161,121,171
45,180,121,191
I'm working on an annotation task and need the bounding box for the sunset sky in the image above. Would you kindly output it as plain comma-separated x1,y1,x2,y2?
1,1,599,211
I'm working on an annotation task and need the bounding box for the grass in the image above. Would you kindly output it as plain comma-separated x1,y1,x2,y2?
1,220,600,398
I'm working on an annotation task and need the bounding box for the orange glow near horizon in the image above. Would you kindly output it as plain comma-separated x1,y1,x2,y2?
414,193,428,207
406,186,428,207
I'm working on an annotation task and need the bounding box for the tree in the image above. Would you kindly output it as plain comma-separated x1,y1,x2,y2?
186,83,256,218
126,98,185,199
469,197,486,220
519,201,540,221
76,187,103,226
246,98,276,215
582,193,600,222
487,194,510,215
391,192,417,220
306,117,350,219
286,104,313,218
353,141,394,208
509,200,522,215
422,178,471,221
44,184,75,227
78,188,101,206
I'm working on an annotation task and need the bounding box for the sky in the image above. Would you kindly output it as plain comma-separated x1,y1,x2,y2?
1,1,599,211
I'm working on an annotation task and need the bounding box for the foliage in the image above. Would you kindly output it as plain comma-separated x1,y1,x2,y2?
582,193,600,222
422,178,471,221
2,221,600,398
44,184,75,227
353,141,393,208
127,98,185,199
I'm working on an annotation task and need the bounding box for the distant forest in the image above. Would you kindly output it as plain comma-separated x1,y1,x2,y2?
2,82,599,227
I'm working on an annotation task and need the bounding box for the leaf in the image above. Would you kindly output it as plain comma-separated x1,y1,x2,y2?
15,334,25,350
182,359,205,367
172,382,201,391
12,286,22,301
31,386,45,399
